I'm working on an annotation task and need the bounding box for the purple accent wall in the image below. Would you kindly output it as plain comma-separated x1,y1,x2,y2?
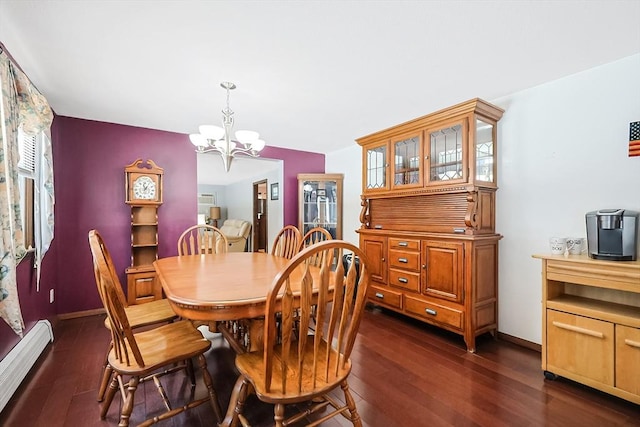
0,115,325,359
53,116,200,314
260,146,324,226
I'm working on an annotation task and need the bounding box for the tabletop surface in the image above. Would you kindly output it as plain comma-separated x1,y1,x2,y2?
154,252,311,308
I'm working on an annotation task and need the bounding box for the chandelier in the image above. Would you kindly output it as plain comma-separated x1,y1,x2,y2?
189,81,265,172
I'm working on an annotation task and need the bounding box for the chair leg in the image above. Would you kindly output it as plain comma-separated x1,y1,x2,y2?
341,380,362,427
220,376,250,427
119,376,140,427
196,353,223,423
274,403,285,427
186,357,196,388
97,342,113,401
101,373,119,419
98,362,113,402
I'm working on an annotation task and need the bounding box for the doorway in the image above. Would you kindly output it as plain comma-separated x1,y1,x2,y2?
253,180,268,252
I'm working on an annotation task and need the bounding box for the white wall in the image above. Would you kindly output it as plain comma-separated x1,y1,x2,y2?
325,148,363,245
326,53,640,345
224,166,283,250
495,54,640,343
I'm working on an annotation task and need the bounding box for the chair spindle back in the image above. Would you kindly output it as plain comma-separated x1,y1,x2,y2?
263,240,369,395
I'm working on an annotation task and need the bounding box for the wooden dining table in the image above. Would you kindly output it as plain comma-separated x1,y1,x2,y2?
153,252,321,352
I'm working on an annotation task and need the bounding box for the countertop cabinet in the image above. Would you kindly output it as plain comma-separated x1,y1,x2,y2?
534,254,640,405
298,173,343,239
357,99,504,353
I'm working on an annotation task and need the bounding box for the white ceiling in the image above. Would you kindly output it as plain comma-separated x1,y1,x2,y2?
1,1,639,159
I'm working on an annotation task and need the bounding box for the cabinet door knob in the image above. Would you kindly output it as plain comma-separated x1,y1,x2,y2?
382,257,385,262
422,264,427,269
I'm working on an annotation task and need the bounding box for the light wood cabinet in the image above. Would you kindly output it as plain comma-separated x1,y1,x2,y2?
534,254,640,405
357,99,503,353
297,173,343,239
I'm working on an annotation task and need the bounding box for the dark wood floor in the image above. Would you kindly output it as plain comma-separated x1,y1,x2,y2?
1,306,639,427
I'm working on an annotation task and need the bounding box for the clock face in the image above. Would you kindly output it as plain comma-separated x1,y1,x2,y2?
132,175,157,200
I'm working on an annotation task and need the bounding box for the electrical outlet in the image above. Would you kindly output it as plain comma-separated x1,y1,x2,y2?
49,289,54,304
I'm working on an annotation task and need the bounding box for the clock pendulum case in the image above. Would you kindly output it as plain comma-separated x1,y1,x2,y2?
124,159,164,304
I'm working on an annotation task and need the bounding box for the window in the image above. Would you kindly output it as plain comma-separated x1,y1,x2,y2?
18,128,36,250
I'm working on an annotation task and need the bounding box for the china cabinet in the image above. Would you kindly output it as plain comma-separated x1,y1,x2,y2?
297,173,343,239
357,99,504,352
124,159,164,305
533,254,640,404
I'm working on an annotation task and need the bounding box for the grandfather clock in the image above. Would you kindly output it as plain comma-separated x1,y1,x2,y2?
124,159,164,305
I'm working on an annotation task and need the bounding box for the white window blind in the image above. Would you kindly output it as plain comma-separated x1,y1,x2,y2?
18,129,36,177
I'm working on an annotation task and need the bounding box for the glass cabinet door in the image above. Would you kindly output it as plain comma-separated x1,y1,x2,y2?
298,174,343,239
364,143,388,191
475,118,495,183
392,133,422,189
426,120,467,184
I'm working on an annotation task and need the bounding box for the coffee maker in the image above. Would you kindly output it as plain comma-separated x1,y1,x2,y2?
585,209,639,261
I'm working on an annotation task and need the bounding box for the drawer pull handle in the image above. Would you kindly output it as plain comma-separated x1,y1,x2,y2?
398,242,408,247
398,258,408,263
425,308,437,316
375,293,384,299
138,278,154,282
552,321,604,338
625,339,640,349
398,277,408,283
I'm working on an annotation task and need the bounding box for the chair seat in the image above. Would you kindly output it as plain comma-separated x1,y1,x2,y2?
109,320,211,376
235,337,352,404
103,298,176,330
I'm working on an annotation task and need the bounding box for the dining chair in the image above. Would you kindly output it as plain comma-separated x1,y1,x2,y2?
88,230,177,402
222,240,370,427
271,225,302,259
89,229,223,426
178,224,229,255
299,227,334,268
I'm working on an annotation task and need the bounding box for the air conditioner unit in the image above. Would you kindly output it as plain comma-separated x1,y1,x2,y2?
198,193,215,205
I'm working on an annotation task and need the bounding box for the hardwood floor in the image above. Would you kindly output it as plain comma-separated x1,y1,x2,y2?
1,306,638,427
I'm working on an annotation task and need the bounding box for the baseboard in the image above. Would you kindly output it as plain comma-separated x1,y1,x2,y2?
57,308,105,320
0,320,54,412
497,331,541,352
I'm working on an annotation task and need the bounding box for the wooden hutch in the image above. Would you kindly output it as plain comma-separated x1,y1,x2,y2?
357,98,504,352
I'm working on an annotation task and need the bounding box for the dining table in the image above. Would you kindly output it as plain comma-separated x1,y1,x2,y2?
153,251,321,353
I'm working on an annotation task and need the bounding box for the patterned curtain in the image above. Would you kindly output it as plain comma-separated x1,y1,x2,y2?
0,51,53,336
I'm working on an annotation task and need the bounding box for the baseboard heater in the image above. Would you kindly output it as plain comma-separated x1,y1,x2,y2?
0,320,54,412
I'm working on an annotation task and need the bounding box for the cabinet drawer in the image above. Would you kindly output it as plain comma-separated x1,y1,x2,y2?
404,295,463,330
616,324,640,395
389,238,420,251
389,269,420,292
388,249,420,271
127,271,160,305
547,310,614,386
367,285,402,309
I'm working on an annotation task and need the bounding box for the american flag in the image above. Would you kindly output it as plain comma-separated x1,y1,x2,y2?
630,121,640,157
